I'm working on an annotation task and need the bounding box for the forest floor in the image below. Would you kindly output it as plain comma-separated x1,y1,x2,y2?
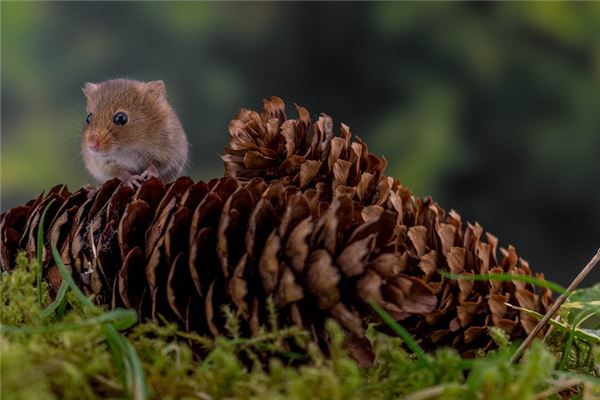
1,251,598,400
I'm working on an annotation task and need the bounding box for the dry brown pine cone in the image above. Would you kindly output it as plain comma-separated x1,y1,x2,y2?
224,97,554,351
0,97,553,363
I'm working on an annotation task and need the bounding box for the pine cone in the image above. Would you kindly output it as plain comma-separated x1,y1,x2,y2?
0,98,553,363
223,97,391,206
223,97,555,353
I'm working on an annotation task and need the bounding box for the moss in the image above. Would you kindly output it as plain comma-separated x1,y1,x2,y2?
1,254,598,400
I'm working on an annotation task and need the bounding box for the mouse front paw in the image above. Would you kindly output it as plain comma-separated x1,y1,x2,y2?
118,165,160,189
139,169,159,181
121,174,146,189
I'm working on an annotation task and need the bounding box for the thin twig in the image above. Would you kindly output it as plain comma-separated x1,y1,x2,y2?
403,384,462,400
93,374,123,391
533,378,581,400
510,248,600,363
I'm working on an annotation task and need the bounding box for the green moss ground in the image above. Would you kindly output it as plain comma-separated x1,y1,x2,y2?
1,252,598,400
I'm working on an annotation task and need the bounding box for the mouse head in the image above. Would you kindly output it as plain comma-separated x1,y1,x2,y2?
82,79,169,155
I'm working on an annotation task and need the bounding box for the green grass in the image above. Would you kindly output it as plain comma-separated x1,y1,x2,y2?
0,253,598,400
439,271,567,295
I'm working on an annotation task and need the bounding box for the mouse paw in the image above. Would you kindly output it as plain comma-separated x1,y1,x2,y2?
121,174,146,189
140,169,159,181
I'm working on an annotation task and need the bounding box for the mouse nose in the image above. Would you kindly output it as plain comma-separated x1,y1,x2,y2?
88,139,101,151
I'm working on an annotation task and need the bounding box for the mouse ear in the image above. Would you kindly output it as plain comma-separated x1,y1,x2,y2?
83,82,99,98
144,80,166,101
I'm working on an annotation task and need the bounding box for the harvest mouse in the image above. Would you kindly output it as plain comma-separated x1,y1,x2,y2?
81,79,188,186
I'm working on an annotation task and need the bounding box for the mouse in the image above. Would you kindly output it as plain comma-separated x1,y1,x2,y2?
81,79,189,186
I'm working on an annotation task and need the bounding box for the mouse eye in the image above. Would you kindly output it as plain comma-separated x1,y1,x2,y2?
85,113,92,124
113,112,128,126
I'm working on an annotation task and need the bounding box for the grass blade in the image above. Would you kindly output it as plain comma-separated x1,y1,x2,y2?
104,325,149,400
41,279,69,319
105,326,127,391
36,198,55,308
505,303,600,343
368,299,433,370
57,294,68,318
440,271,566,294
50,240,146,398
511,248,600,363
558,331,575,370
50,242,95,309
1,309,138,334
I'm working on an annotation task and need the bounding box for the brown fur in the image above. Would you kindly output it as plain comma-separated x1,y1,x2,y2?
82,79,188,183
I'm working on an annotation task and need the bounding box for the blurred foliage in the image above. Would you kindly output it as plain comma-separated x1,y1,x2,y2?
1,2,600,285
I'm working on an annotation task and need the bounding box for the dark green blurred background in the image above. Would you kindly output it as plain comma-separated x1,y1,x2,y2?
2,2,599,285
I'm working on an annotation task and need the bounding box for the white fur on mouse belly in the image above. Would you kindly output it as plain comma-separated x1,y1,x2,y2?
84,146,154,181
112,147,157,175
